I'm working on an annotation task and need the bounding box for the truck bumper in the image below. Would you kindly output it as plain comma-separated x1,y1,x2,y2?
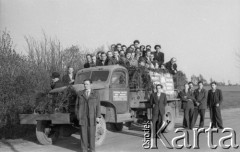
19,113,71,125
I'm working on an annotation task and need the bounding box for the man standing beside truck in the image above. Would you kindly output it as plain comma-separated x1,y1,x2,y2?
75,79,101,152
150,84,167,148
192,81,207,128
207,82,224,129
179,83,195,129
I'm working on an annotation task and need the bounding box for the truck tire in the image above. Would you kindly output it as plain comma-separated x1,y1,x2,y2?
95,115,107,146
59,124,78,137
36,121,59,145
125,121,132,130
107,122,123,132
164,106,175,132
114,122,123,131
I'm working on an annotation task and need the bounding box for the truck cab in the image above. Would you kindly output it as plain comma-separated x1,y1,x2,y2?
74,65,131,123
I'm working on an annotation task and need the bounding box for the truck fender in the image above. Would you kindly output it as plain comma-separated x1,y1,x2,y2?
100,101,117,122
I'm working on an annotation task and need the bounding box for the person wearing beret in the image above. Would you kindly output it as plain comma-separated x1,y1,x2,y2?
133,40,140,48
146,45,151,50
50,72,63,89
154,45,164,66
75,79,101,152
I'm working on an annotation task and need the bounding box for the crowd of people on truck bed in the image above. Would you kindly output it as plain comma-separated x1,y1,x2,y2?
83,40,178,75
50,40,179,89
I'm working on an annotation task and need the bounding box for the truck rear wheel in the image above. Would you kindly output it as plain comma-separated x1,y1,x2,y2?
36,121,59,145
95,115,107,146
164,106,175,132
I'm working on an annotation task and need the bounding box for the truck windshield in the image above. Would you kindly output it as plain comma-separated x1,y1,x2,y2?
75,71,109,84
91,71,109,82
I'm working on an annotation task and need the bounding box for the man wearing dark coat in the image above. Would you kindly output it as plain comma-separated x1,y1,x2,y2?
150,84,167,148
106,51,116,65
179,83,195,129
50,72,63,89
62,66,75,85
90,55,97,67
154,45,164,66
84,54,92,68
112,50,121,65
75,79,101,152
165,58,178,75
96,52,108,66
141,49,152,65
192,81,207,128
207,82,224,129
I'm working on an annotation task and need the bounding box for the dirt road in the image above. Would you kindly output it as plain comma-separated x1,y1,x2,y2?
1,108,240,152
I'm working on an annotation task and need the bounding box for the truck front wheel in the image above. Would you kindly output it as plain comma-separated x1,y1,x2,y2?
164,106,175,132
95,115,107,146
36,120,59,145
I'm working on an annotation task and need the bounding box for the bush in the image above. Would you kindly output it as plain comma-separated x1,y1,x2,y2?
0,30,88,139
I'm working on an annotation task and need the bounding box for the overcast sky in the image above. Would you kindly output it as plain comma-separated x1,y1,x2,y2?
1,0,240,84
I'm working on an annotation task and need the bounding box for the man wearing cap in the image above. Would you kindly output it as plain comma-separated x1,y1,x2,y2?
51,72,63,89
165,58,178,75
154,45,164,66
75,79,101,152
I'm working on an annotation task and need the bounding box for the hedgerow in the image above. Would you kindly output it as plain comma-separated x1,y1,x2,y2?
0,30,101,139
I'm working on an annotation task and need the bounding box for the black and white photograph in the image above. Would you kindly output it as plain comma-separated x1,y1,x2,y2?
0,0,240,152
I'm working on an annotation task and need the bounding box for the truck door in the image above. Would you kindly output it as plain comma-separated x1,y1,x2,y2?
110,69,129,114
